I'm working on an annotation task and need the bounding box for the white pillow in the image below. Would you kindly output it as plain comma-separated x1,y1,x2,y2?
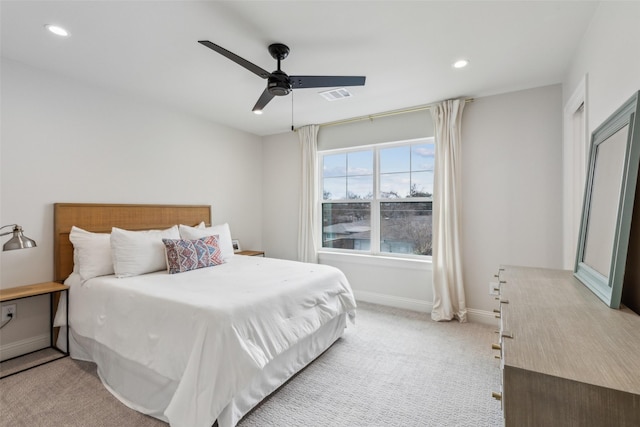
179,223,234,260
69,226,114,280
111,225,180,277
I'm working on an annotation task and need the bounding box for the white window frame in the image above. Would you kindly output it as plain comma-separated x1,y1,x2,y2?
318,137,434,259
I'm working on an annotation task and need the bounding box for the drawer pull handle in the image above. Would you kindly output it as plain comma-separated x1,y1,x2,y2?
492,392,502,401
491,343,501,351
493,308,500,313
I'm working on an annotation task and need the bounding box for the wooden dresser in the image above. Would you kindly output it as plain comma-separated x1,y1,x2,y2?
493,265,640,426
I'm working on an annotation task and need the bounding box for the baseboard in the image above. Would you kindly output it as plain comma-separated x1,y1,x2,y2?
467,308,500,327
353,290,499,326
354,290,433,313
0,334,49,362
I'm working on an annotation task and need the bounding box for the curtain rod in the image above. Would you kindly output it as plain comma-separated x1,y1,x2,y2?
318,98,474,129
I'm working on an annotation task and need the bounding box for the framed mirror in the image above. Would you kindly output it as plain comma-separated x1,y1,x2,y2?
575,91,640,308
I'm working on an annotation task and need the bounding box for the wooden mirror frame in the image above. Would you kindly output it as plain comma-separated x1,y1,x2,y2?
574,91,640,308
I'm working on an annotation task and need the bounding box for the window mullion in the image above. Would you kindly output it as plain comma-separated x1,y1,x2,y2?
371,147,381,254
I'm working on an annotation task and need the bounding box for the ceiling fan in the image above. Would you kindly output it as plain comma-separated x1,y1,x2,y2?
198,40,366,113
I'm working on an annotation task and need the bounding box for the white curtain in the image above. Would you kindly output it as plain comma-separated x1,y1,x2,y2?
431,99,467,322
297,125,320,263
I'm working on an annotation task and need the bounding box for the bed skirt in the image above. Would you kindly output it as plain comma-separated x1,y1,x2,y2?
68,313,348,427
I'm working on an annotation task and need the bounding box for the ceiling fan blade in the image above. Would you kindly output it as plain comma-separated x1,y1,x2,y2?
290,76,366,89
252,88,275,112
198,40,270,79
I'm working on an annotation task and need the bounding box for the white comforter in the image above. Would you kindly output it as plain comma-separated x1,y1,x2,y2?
66,255,356,427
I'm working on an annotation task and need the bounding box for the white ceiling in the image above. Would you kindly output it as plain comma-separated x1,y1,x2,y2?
1,1,599,136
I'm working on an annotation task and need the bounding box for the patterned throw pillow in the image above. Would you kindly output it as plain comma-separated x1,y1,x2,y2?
162,235,224,274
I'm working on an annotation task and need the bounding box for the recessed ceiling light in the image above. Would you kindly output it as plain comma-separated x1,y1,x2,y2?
453,59,469,69
45,25,69,37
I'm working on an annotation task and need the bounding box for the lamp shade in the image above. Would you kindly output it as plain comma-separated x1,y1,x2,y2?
1,225,37,251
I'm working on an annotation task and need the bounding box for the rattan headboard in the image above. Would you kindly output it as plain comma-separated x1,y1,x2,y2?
53,203,211,282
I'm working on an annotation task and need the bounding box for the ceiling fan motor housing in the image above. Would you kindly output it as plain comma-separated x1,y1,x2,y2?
268,70,291,96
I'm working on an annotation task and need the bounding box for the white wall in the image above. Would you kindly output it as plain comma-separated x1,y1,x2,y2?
462,85,564,316
261,131,300,261
0,59,263,357
262,85,564,322
564,1,640,134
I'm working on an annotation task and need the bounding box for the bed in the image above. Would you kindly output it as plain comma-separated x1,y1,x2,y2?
53,203,356,427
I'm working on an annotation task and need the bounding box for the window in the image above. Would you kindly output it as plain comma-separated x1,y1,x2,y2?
320,138,434,257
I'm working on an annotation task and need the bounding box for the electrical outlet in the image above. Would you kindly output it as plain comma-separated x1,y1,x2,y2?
489,281,500,296
1,304,16,321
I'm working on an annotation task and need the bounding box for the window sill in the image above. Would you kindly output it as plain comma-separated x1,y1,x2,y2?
318,250,432,271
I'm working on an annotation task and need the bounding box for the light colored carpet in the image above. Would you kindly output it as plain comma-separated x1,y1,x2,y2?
0,348,66,378
0,302,502,427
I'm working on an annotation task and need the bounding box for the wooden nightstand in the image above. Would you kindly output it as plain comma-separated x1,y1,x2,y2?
0,281,69,378
235,250,265,257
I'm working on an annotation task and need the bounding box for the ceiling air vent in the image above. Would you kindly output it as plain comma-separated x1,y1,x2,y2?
319,88,353,101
